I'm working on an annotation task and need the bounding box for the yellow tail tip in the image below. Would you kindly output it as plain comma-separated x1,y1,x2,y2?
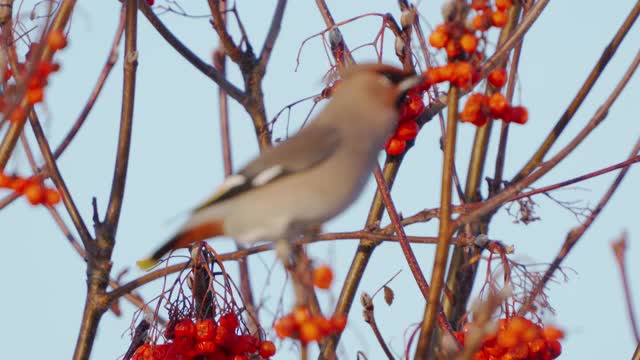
137,258,158,270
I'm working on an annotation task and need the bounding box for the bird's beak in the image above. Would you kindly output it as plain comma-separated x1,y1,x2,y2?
397,74,424,96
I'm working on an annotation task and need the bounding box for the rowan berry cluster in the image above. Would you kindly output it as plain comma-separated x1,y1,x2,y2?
455,316,563,360
428,0,528,128
274,306,347,344
1,30,66,124
385,88,425,155
471,0,513,30
132,313,276,360
0,172,61,206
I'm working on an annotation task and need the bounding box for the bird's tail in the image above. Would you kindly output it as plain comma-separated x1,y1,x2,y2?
137,220,225,270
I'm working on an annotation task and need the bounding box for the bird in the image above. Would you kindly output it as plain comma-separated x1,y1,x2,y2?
137,64,422,270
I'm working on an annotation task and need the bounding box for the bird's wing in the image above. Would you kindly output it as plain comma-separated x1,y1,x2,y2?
194,124,341,210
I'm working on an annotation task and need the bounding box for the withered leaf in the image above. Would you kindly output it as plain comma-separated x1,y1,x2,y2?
383,286,394,305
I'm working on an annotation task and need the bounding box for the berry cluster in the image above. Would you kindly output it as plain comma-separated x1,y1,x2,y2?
426,0,528,128
2,30,66,124
455,316,563,360
132,313,276,360
274,306,347,344
0,172,61,206
461,67,527,126
385,88,425,155
471,0,513,30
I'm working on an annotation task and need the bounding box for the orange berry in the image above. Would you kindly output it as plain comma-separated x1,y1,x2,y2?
330,314,347,332
470,0,489,11
312,315,333,335
259,340,276,358
491,10,508,28
445,39,461,59
496,0,513,11
9,176,28,193
542,325,564,341
473,13,491,31
48,30,67,51
274,315,295,338
509,343,529,359
299,321,321,344
488,68,508,88
0,172,10,187
429,30,448,49
489,92,508,117
45,188,61,205
24,181,45,205
231,355,249,360
506,316,530,336
313,265,334,289
452,61,474,88
26,87,44,104
460,33,478,53
528,338,546,354
461,93,489,126
292,306,311,324
385,137,406,156
496,329,519,349
396,120,419,141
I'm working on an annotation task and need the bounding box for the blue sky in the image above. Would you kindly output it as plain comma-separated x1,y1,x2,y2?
0,1,638,359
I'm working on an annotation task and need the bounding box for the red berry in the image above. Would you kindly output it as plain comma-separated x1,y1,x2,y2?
219,312,239,332
330,314,347,332
259,340,277,358
174,319,196,338
385,137,407,156
196,319,217,341
505,106,528,124
396,120,419,141
214,323,231,345
488,92,508,117
488,68,508,88
195,340,217,354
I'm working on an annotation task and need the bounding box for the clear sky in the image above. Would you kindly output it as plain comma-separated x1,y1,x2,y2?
0,1,638,359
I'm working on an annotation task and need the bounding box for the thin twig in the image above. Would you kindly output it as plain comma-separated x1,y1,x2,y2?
512,0,640,182
416,86,459,358
138,0,246,103
456,48,640,232
517,136,640,316
611,232,640,343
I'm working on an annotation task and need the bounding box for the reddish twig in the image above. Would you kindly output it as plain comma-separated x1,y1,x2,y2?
517,136,640,316
611,232,640,343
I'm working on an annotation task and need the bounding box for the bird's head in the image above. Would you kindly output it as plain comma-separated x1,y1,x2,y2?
330,64,424,136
